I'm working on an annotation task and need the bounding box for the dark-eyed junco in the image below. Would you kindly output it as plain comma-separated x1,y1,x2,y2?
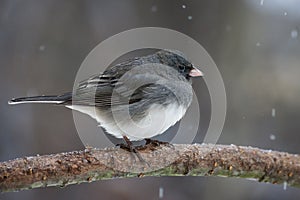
9,49,203,148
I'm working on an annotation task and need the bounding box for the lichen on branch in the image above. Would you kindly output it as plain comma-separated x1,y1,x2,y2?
0,143,299,192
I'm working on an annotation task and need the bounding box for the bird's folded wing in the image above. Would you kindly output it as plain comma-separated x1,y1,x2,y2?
71,72,172,107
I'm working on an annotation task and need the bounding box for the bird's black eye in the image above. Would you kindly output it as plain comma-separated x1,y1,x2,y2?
178,65,186,72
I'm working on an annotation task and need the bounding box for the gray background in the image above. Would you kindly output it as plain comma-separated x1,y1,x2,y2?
1,0,300,199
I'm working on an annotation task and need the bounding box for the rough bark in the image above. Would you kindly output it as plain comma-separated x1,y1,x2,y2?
0,143,299,192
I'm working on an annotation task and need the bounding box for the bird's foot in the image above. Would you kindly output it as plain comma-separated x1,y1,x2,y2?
145,138,169,146
134,139,173,151
117,136,148,164
117,143,132,152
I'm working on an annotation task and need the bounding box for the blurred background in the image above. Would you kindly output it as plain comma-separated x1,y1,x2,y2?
1,0,300,199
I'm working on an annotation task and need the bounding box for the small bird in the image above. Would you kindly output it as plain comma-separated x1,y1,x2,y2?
9,49,203,150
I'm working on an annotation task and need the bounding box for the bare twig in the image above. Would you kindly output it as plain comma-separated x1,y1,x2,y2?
0,143,299,192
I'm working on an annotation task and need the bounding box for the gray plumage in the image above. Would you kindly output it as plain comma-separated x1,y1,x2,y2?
9,49,203,141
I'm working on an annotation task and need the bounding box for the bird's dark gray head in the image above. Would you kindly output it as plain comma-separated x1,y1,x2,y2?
155,49,203,79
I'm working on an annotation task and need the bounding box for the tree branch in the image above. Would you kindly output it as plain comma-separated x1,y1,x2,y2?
0,143,299,192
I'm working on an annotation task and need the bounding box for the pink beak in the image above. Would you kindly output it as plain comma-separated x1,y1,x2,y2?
189,67,204,77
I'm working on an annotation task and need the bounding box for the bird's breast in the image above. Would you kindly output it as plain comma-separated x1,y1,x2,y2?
66,101,189,141
112,102,188,140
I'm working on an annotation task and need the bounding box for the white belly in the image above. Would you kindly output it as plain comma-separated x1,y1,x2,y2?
66,103,187,141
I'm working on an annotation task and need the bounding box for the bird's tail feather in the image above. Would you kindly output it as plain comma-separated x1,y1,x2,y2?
8,93,72,105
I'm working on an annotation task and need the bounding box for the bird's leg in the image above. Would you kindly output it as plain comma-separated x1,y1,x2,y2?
120,135,146,163
121,135,136,153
